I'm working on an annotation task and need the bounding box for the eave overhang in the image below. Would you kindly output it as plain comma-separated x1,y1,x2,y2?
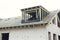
0,22,48,30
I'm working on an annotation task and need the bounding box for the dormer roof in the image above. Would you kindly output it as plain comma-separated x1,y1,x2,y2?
21,5,49,13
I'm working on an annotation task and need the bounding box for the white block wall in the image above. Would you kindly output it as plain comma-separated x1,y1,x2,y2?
0,26,48,40
0,24,60,40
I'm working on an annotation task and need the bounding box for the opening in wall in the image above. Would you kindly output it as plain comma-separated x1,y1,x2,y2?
53,34,56,40
58,35,60,40
48,32,51,40
2,33,9,40
52,18,55,24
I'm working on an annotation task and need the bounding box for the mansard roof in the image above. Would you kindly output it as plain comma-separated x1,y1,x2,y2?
0,6,59,29
0,10,59,27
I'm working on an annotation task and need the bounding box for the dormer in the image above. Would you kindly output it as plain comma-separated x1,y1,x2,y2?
21,6,49,23
57,12,60,27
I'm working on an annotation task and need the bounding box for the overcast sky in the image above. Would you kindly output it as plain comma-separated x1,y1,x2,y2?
0,0,60,18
